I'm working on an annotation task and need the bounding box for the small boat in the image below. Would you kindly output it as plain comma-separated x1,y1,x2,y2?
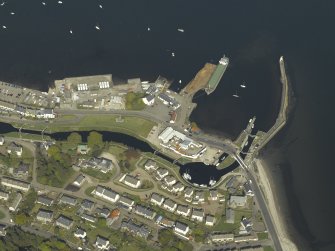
233,91,239,98
2,25,6,29
177,28,184,32
69,29,73,34
42,2,46,5
99,4,103,9
141,81,149,84
183,170,191,180
240,82,246,88
95,25,100,30
179,80,182,84
215,162,220,167
10,12,15,15
0,2,5,7
147,27,151,31
200,184,207,188
171,52,175,57
209,178,216,186
58,1,63,4
193,183,199,187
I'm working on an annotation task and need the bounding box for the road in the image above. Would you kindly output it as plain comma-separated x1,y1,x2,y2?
234,154,283,251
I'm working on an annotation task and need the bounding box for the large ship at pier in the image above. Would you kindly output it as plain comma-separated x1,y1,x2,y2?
205,56,229,95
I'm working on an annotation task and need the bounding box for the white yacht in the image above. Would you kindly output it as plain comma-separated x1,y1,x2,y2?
233,91,239,98
69,29,73,34
2,25,6,29
42,2,46,5
240,82,246,88
99,4,103,9
179,80,182,84
95,25,100,30
177,28,184,32
10,12,15,15
58,1,63,4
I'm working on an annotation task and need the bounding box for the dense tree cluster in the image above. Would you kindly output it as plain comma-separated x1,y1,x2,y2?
0,226,71,251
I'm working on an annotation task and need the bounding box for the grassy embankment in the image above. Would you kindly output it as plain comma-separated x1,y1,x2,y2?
11,115,156,139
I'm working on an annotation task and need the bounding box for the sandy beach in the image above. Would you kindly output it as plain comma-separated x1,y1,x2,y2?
254,158,298,251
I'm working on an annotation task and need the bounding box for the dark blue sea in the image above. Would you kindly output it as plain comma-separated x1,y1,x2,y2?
1,0,334,250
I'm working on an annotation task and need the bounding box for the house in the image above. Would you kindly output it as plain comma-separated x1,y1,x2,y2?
37,195,53,207
134,205,156,220
74,228,86,239
244,182,254,196
121,219,150,239
234,234,258,243
36,109,55,119
172,182,185,192
240,217,253,233
7,142,23,156
194,191,205,202
36,209,53,223
210,233,234,243
94,157,114,173
55,215,73,230
0,136,4,145
107,209,120,226
155,215,175,228
176,205,191,217
95,236,110,250
184,187,194,198
229,195,247,207
163,199,177,212
0,224,6,236
96,207,110,218
1,177,30,192
144,160,158,171
14,163,29,177
92,185,120,203
174,221,189,236
191,208,204,222
81,213,97,223
0,191,9,201
164,175,177,186
9,193,22,211
226,208,235,224
77,144,89,155
73,174,86,187
205,215,216,226
150,193,165,206
81,199,95,211
142,94,155,106
118,196,135,208
156,168,169,180
209,190,218,201
59,194,77,206
122,174,141,188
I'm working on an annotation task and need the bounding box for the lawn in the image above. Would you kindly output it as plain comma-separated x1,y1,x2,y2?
84,186,96,197
0,210,5,220
3,131,51,141
213,217,240,233
11,115,156,139
263,246,275,251
257,232,269,240
218,155,236,169
82,168,114,182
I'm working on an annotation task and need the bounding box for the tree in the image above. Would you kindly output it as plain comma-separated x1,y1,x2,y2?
66,132,82,148
87,131,103,148
47,145,61,161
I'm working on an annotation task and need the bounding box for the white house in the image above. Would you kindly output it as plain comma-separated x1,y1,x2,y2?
118,196,135,208
144,160,158,171
122,174,141,188
95,236,110,250
73,174,86,187
164,175,177,186
1,177,30,192
205,214,216,226
142,95,155,106
150,193,165,206
163,199,177,212
36,209,53,223
36,109,55,119
74,228,86,239
176,205,191,217
191,208,204,222
209,190,218,201
174,221,189,236
184,187,194,198
172,182,185,192
7,142,22,156
211,233,234,243
93,185,120,203
156,168,169,180
229,195,247,207
243,182,254,196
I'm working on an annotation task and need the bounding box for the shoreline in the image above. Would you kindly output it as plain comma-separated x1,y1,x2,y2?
254,158,298,251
